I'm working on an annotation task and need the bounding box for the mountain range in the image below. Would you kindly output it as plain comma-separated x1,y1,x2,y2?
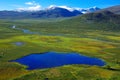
0,6,100,19
0,5,120,19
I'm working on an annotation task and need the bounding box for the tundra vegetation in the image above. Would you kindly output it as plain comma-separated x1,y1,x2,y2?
0,12,120,80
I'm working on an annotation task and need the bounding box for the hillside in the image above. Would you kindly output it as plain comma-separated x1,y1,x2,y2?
0,11,32,19
62,10,120,31
97,5,120,14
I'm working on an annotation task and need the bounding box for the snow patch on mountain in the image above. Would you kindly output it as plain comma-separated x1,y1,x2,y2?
47,5,100,14
15,4,100,14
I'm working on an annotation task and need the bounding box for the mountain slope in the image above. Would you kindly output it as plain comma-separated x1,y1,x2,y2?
98,5,120,14
57,10,120,32
81,10,120,23
0,11,32,19
31,7,82,18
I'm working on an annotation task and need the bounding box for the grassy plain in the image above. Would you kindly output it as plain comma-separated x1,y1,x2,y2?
0,17,120,80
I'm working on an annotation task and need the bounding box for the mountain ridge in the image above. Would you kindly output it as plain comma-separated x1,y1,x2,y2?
0,5,120,19
96,5,120,14
0,6,100,19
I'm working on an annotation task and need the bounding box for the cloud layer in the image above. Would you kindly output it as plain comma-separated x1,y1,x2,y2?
48,5,75,11
17,1,41,11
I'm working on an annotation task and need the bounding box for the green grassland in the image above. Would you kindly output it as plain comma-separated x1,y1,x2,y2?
0,14,120,80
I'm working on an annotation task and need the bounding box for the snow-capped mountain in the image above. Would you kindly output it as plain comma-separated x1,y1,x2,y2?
0,6,100,19
47,5,75,12
87,6,101,12
46,5,100,14
31,6,83,18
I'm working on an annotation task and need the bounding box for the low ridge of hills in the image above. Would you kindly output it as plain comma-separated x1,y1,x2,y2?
59,10,120,32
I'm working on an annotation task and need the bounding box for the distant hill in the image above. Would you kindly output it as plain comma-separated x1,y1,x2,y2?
0,11,32,19
59,10,120,32
82,10,120,23
97,5,120,14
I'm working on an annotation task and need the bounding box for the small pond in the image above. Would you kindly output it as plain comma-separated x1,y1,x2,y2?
12,52,105,70
14,42,24,46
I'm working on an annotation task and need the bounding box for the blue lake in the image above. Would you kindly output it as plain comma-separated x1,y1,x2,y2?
12,52,105,70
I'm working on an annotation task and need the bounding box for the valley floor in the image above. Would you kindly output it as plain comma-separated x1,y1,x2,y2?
0,19,120,80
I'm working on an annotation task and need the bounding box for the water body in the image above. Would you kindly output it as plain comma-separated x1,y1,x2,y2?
11,25,68,36
14,42,24,46
12,52,105,70
11,25,36,34
21,29,64,36
12,25,16,29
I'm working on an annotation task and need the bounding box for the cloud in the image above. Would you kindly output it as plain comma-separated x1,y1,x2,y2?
17,1,41,12
25,2,34,5
17,5,41,11
48,5,56,9
25,1,38,6
48,5,75,11
59,6,75,11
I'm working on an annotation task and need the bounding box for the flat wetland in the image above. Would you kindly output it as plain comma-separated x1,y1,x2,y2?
0,18,120,80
